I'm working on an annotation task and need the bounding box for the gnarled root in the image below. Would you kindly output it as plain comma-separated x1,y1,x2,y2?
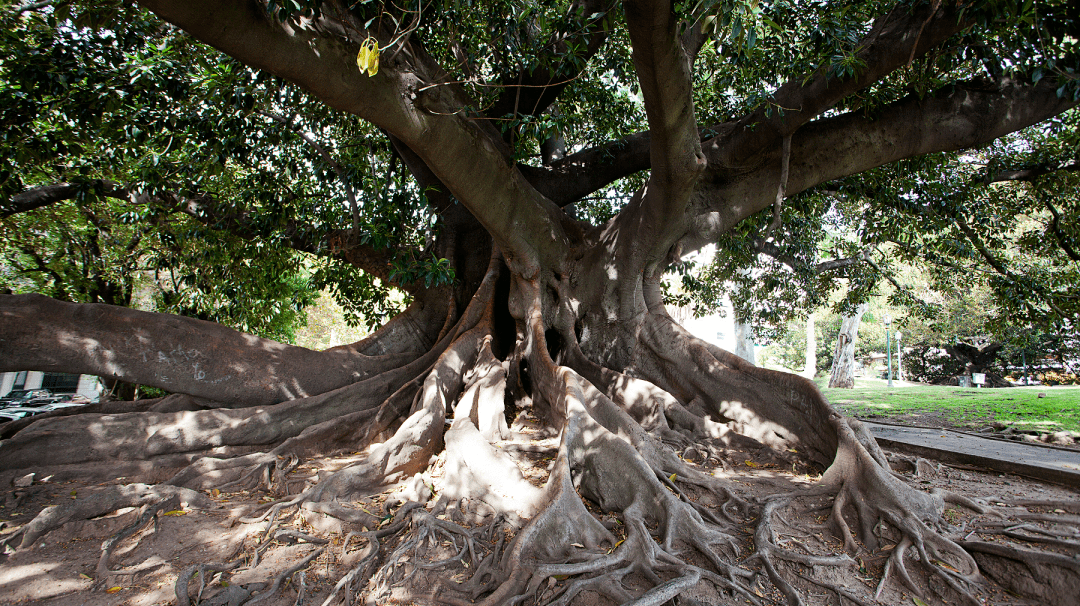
93,493,181,589
1,483,210,552
960,540,1080,603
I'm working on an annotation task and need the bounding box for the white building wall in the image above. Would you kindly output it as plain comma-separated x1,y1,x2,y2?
1,371,102,398
23,371,43,390
76,375,102,398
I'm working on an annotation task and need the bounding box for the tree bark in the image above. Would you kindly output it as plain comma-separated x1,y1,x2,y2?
828,304,868,389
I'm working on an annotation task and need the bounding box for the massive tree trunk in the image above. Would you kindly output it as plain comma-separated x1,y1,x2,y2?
2,1,1077,605
828,304,868,389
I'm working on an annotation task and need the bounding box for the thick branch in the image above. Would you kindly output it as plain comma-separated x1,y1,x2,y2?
0,294,397,405
1044,198,1080,261
684,78,1078,253
522,3,970,209
518,131,653,206
606,0,704,274
623,0,704,206
980,162,1080,183
2,180,127,217
716,1,971,164
755,239,867,274
137,0,570,277
953,213,1012,276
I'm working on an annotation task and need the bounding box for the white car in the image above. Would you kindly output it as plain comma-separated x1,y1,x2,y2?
0,410,29,422
38,402,88,413
0,406,45,419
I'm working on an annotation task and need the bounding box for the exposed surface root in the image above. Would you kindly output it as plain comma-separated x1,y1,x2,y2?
3,277,1078,606
960,540,1080,602
1,483,210,551
93,493,180,588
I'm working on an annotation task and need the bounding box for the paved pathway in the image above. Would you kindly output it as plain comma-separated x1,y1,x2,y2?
864,421,1080,486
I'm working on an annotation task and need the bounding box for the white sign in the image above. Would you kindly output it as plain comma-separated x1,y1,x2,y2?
972,373,986,385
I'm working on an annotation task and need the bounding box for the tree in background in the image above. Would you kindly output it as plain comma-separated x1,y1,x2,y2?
2,1,1079,605
828,303,869,388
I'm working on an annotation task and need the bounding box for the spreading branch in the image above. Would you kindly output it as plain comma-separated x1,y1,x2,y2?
755,239,868,275
607,0,705,272
682,77,1079,256
715,1,971,164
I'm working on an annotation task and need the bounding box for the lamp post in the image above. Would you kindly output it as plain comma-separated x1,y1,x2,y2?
895,331,903,382
884,314,893,387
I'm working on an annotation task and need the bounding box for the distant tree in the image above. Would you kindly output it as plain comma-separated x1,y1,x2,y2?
828,303,869,388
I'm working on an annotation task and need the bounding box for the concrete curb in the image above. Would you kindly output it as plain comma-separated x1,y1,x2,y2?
863,421,1080,487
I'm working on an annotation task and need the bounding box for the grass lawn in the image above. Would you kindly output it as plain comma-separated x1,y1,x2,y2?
818,378,1080,434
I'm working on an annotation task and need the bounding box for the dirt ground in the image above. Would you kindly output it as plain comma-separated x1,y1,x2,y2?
1,410,1078,606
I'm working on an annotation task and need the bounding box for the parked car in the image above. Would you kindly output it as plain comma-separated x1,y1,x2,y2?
0,406,43,419
0,410,28,422
37,401,89,413
58,394,96,405
0,388,52,405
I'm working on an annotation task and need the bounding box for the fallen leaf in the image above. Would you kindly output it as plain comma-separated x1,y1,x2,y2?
744,461,758,468
162,510,187,516
932,558,958,571
211,489,221,497
79,573,92,580
668,472,677,482
913,598,928,606
570,542,584,548
106,587,122,594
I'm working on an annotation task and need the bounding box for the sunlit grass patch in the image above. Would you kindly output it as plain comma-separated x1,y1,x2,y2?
818,380,1080,433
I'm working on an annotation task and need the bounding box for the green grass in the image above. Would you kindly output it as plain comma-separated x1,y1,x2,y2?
818,379,1080,433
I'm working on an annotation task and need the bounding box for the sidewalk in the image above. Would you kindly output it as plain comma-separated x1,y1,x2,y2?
864,421,1080,486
